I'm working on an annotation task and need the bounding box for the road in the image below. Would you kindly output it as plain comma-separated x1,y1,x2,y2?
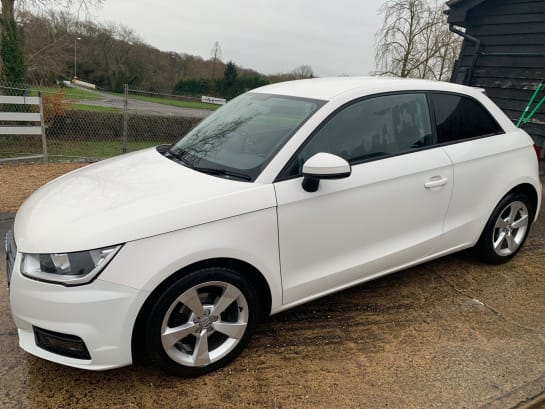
69,86,212,119
1,188,545,408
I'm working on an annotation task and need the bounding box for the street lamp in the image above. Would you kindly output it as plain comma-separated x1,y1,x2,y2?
74,37,81,80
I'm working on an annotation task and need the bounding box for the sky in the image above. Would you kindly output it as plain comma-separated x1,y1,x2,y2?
89,0,385,77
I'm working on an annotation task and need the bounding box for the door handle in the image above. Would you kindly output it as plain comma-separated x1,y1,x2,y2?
424,177,448,189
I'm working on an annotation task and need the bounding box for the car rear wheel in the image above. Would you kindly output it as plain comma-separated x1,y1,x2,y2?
477,192,533,265
145,267,259,376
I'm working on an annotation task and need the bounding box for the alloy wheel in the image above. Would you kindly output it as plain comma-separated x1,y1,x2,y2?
492,200,529,257
160,281,249,367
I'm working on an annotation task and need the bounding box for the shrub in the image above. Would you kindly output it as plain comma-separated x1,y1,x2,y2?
42,93,66,123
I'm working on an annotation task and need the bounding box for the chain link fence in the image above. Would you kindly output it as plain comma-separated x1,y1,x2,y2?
0,81,211,163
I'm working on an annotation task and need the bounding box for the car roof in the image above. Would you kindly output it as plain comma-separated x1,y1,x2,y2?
252,76,480,101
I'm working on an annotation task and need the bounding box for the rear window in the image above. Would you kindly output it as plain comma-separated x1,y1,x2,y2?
431,93,502,144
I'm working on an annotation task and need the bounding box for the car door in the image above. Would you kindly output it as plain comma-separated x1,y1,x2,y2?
429,92,514,250
273,93,454,305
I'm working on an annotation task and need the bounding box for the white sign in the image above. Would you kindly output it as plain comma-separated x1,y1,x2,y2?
201,96,227,105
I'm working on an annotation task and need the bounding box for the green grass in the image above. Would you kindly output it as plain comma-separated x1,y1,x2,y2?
29,86,99,100
47,140,164,158
0,139,166,160
24,86,119,113
67,103,120,113
12,84,218,112
126,94,219,111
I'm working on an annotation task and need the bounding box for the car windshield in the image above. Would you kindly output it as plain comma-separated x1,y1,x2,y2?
170,93,325,181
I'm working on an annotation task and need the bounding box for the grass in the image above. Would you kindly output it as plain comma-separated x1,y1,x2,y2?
0,140,166,160
126,94,219,111
47,140,165,158
29,86,99,100
5,83,217,112
67,103,120,113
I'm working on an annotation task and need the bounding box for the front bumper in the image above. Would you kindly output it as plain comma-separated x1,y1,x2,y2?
9,251,149,370
5,230,16,285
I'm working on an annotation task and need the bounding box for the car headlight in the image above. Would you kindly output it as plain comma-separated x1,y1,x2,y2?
20,245,122,286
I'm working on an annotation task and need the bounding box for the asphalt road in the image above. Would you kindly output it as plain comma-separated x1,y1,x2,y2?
70,86,212,119
1,191,545,408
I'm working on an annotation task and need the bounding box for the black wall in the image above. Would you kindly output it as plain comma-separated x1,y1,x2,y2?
450,0,545,149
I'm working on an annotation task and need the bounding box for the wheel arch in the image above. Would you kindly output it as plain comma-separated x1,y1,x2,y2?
507,183,540,220
131,257,272,364
476,182,540,245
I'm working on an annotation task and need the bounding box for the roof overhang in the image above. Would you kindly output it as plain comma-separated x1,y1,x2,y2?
446,0,488,26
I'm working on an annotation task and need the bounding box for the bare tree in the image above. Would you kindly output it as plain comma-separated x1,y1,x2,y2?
292,64,314,79
2,0,102,24
375,0,461,80
210,41,222,80
20,10,77,82
0,0,103,81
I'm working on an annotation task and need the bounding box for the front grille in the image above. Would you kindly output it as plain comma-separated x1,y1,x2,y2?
5,230,16,285
34,326,91,360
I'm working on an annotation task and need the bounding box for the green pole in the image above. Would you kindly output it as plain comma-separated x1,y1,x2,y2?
522,94,545,125
517,82,542,127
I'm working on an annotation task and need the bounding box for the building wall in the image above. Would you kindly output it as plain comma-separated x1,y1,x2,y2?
451,0,545,149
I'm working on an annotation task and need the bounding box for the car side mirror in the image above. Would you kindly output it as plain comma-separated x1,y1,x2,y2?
301,152,352,192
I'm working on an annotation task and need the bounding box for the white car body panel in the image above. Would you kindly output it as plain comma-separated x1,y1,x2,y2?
7,77,542,371
14,148,277,253
99,207,282,307
275,147,453,304
441,131,541,251
9,252,147,370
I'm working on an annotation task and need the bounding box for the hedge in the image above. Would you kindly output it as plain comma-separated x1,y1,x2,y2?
47,110,202,142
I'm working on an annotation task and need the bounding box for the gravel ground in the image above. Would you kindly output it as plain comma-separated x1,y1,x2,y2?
1,163,545,408
0,162,87,213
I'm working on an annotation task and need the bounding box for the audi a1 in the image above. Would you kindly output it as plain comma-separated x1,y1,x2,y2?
5,77,542,376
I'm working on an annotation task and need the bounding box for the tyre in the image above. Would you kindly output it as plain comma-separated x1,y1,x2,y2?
476,192,534,265
145,267,260,376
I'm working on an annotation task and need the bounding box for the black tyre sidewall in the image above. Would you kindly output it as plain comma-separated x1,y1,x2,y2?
477,192,534,265
145,267,260,377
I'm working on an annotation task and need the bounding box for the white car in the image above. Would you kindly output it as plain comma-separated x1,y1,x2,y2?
6,77,542,376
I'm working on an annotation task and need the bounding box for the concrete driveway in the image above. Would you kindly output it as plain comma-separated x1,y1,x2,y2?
1,190,545,408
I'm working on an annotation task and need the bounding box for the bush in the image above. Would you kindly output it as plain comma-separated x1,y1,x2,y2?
42,93,66,123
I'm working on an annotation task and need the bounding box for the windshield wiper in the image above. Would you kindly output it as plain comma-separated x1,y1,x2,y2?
192,166,252,181
166,147,194,168
165,147,251,181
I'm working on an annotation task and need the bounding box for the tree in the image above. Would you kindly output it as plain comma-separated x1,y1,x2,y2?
210,41,222,79
0,17,24,82
292,64,314,79
9,7,272,90
0,0,103,82
221,61,238,99
2,0,103,17
224,61,237,82
374,0,461,80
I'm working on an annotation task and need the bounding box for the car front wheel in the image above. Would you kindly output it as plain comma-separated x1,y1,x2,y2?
477,192,533,265
145,267,259,376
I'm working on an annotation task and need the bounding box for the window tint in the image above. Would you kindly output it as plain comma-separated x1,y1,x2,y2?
283,93,432,177
432,93,502,143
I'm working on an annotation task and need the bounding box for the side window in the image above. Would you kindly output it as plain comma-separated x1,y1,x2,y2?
283,93,433,177
431,93,502,144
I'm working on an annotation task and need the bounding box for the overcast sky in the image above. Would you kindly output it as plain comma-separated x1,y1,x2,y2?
91,0,384,77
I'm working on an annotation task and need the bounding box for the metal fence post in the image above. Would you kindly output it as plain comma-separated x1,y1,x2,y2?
122,83,128,153
38,92,48,163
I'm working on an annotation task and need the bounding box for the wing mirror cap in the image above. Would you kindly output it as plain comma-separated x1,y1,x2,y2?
302,152,351,192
